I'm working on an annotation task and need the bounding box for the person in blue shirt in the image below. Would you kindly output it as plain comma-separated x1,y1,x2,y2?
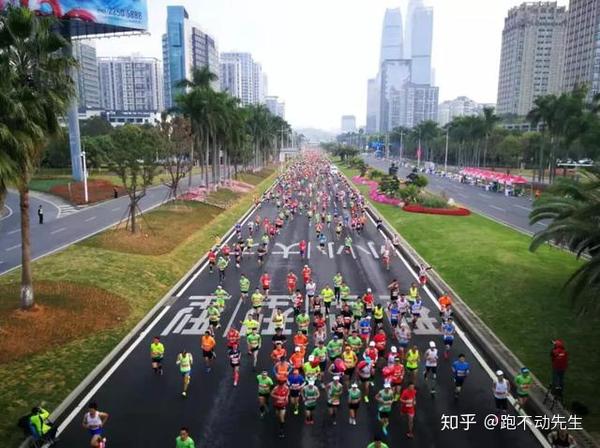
451,353,471,398
442,317,456,360
287,369,305,415
318,233,327,252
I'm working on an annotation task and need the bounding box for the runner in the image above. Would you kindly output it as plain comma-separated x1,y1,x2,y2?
175,427,195,448
302,264,312,284
424,341,439,395
176,350,193,397
438,291,453,320
391,357,405,401
405,345,420,384
410,297,423,328
333,272,343,305
442,317,456,359
388,278,400,302
515,367,533,410
228,343,242,386
251,288,264,315
340,282,351,305
418,264,432,286
321,284,335,316
216,255,228,282
207,300,221,333
239,273,250,301
407,283,419,306
246,327,262,370
311,342,328,385
356,356,374,402
493,370,510,414
287,368,305,415
373,303,385,331
207,248,217,274
362,288,375,315
299,239,307,258
256,244,267,266
150,336,164,375
326,375,344,425
295,310,310,335
200,331,216,373
260,272,271,296
359,315,372,344
344,235,353,254
286,270,298,298
400,383,417,438
451,353,471,399
375,383,394,436
347,383,362,425
341,344,358,386
226,326,240,349
366,436,390,448
381,246,391,271
301,378,320,424
306,279,317,310
272,308,285,332
271,381,290,438
257,370,274,418
82,402,109,447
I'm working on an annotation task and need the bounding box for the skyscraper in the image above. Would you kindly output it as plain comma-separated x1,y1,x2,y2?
562,0,600,97
437,96,487,126
220,52,267,105
380,60,412,130
98,56,164,112
265,96,285,118
162,6,219,110
366,78,379,133
406,0,433,85
380,8,404,63
341,115,357,133
72,41,101,112
497,2,567,116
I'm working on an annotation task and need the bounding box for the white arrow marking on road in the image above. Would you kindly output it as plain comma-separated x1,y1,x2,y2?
222,297,245,338
7,229,20,235
51,227,67,235
515,205,532,212
327,241,334,258
307,242,311,259
368,241,380,259
354,244,371,256
272,242,299,259
5,244,21,252
84,216,97,222
111,207,121,212
490,205,505,212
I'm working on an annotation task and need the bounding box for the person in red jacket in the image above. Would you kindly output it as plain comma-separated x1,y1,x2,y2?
551,339,568,392
208,248,217,274
287,271,298,297
260,272,271,296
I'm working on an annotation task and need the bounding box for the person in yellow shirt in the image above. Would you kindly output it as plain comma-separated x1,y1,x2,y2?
29,405,57,441
341,345,358,387
405,345,420,384
150,336,165,375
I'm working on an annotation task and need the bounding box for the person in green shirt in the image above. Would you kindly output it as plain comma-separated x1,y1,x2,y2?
375,383,394,436
257,371,274,417
348,383,362,425
207,302,221,331
326,375,344,424
214,285,230,311
340,282,351,304
352,300,364,326
29,405,57,441
175,427,195,448
333,273,343,304
321,285,335,316
150,336,165,375
295,312,310,335
366,436,389,448
239,274,250,300
515,367,533,409
347,330,363,354
311,343,328,384
176,351,193,397
246,328,262,369
251,288,264,315
217,256,228,282
301,378,320,424
326,336,343,362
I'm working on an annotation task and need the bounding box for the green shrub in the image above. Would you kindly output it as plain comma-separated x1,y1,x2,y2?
368,169,385,180
397,184,420,203
413,175,429,188
417,194,450,208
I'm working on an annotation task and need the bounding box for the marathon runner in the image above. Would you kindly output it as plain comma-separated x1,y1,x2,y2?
150,336,164,375
176,350,193,397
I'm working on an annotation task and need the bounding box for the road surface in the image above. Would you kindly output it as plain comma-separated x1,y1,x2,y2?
0,176,205,276
363,154,548,235
54,170,542,448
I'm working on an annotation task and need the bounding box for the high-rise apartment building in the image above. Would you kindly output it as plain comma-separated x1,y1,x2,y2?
562,0,600,96
341,115,357,133
72,41,101,112
162,6,219,110
437,96,487,126
380,60,412,130
496,2,567,116
265,96,286,118
366,78,379,134
220,52,267,105
406,0,433,85
98,56,164,112
380,8,404,63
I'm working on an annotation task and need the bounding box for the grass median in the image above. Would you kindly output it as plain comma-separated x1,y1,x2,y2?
0,170,276,447
337,162,600,436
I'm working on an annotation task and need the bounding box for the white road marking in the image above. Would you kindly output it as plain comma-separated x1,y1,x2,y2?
84,216,97,223
111,207,121,212
478,193,489,198
307,242,311,259
0,204,13,221
535,222,548,228
5,244,21,252
515,205,532,212
490,205,505,212
327,241,334,258
222,297,244,338
50,227,67,235
365,211,551,448
457,193,467,198
7,229,20,235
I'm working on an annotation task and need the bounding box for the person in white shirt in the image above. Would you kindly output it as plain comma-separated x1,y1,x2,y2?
424,341,439,395
493,370,510,412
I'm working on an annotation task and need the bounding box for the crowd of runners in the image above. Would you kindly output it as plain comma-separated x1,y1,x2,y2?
79,152,551,447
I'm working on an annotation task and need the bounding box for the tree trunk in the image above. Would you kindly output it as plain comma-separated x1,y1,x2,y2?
483,135,488,168
130,199,137,233
204,133,210,190
19,186,34,309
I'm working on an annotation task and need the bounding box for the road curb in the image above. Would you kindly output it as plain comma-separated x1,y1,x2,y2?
339,164,598,447
18,175,278,448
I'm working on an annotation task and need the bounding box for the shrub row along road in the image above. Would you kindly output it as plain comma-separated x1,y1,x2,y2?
55,157,542,447
0,176,206,276
363,154,548,235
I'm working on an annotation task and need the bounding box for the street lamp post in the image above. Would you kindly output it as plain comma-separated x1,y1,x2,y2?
444,127,449,173
80,151,89,203
399,130,404,163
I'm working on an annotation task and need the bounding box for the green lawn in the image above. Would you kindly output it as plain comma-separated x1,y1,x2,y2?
338,162,600,435
0,170,276,447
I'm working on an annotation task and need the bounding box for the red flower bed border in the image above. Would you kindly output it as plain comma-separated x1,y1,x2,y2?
50,180,127,205
403,204,471,216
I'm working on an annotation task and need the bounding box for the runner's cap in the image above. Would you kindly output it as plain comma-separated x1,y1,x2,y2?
333,375,340,381
308,378,315,385
429,341,436,348
391,346,397,353
496,370,504,376
351,383,358,388
308,355,315,362
295,347,300,352
384,382,391,388
521,367,529,373
367,288,372,292
369,341,375,347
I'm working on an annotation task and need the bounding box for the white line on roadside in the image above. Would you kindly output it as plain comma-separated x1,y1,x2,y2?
56,304,172,436
490,205,505,212
223,297,244,338
84,216,97,223
535,222,548,228
50,227,67,235
478,193,489,198
365,212,551,448
7,229,20,235
111,207,121,212
0,204,13,221
515,205,532,212
5,244,21,252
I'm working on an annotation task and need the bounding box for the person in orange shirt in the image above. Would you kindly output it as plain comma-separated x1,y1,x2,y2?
438,292,453,319
293,330,309,352
289,347,305,372
201,331,216,373
271,342,287,364
274,357,292,383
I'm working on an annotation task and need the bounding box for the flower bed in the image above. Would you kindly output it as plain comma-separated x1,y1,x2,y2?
50,179,126,205
351,175,470,216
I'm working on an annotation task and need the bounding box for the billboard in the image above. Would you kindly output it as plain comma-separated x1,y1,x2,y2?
0,1,148,31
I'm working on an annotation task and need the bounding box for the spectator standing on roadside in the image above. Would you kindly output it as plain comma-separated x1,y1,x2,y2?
551,340,568,392
38,205,44,224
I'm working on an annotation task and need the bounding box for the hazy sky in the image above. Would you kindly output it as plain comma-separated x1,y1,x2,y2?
95,0,569,130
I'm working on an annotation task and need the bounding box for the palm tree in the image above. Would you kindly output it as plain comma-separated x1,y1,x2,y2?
0,7,76,308
481,107,500,168
529,167,600,304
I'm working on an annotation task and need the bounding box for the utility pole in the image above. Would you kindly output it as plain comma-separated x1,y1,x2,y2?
385,132,389,159
399,130,404,162
80,151,89,203
417,129,422,169
444,127,449,173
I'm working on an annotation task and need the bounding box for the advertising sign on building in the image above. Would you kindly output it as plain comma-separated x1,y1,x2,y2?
0,0,148,30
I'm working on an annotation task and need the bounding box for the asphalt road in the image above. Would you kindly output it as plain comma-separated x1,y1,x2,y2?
0,176,205,275
363,154,549,235
54,170,542,448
